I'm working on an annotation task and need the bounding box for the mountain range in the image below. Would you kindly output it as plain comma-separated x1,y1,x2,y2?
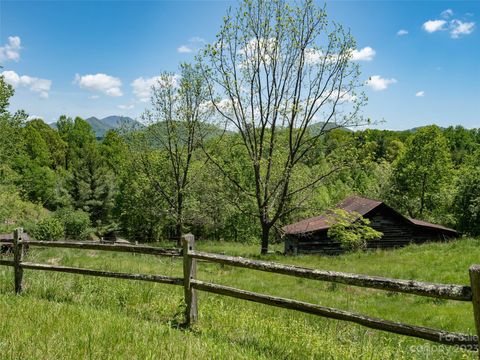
50,115,445,139
50,116,141,138
83,116,141,137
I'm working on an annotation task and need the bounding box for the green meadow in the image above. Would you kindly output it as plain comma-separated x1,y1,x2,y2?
1,239,479,359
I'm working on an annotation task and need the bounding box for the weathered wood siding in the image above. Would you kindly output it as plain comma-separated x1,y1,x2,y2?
285,205,456,255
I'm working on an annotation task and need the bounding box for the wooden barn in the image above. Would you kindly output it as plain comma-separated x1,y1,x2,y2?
283,196,459,255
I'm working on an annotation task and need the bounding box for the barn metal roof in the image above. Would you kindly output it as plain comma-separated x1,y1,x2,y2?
282,196,457,235
408,218,457,233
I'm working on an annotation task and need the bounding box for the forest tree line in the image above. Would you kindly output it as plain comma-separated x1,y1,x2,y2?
1,1,479,253
1,73,479,246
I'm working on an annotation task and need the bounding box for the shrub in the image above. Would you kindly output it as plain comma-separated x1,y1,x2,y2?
327,209,383,251
55,208,91,240
0,184,47,233
31,217,64,241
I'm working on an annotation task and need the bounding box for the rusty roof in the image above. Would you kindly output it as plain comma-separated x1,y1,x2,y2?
408,218,457,233
283,196,457,235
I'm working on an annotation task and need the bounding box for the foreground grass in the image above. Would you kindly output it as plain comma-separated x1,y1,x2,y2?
1,239,480,359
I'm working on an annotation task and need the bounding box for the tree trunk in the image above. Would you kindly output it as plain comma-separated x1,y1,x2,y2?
175,193,183,246
260,223,270,255
175,222,182,246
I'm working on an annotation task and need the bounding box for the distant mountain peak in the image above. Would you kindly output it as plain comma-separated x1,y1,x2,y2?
50,115,141,138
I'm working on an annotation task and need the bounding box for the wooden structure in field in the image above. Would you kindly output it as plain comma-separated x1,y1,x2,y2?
283,196,459,255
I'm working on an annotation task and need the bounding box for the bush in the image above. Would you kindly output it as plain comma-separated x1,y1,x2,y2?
327,209,383,251
55,208,91,240
31,217,64,241
0,184,47,233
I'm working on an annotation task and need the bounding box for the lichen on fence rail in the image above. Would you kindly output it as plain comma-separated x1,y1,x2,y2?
191,279,478,349
189,250,472,301
1,230,479,353
20,262,184,285
21,240,182,257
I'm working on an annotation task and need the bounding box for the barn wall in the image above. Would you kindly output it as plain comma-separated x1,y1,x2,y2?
366,206,415,249
286,205,456,255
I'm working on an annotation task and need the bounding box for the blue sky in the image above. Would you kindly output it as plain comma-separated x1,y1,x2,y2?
1,0,479,130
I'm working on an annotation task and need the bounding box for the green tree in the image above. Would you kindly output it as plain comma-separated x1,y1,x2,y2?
116,170,169,241
327,209,383,251
57,116,116,231
0,75,27,182
454,150,480,236
0,73,14,115
131,63,211,243
201,0,366,253
24,119,67,168
390,125,453,219
13,119,70,209
444,126,479,166
71,141,115,230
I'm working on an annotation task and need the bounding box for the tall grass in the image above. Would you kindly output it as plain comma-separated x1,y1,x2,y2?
1,238,479,359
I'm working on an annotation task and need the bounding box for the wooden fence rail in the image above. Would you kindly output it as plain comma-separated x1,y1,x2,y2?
1,229,480,355
191,279,477,348
21,262,183,286
189,250,473,301
20,240,181,257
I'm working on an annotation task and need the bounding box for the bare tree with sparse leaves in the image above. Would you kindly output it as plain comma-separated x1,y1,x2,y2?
134,63,211,244
200,0,368,254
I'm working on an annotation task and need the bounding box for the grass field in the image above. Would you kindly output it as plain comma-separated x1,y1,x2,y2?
1,238,480,359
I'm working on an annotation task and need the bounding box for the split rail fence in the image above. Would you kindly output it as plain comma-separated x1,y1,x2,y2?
1,228,480,355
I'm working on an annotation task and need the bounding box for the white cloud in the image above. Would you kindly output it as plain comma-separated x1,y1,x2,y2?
415,91,425,97
305,48,323,65
74,73,123,97
422,13,474,38
189,36,206,44
118,104,134,110
89,95,100,99
177,45,193,54
131,74,179,102
423,20,447,33
441,9,454,19
27,114,44,121
177,36,206,54
238,38,276,67
2,70,51,98
131,76,161,102
305,46,375,65
350,47,376,61
0,36,22,62
397,29,409,36
365,75,397,91
450,20,475,38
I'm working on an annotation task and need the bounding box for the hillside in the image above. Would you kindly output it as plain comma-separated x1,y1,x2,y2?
308,121,353,135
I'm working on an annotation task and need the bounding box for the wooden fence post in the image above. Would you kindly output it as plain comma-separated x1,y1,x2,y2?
13,228,24,294
182,233,197,326
469,265,480,356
